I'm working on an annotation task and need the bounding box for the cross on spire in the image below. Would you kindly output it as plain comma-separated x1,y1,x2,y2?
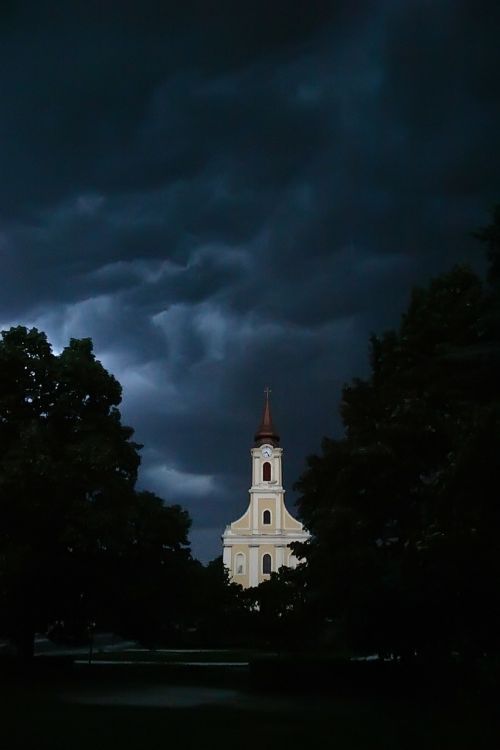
264,386,272,398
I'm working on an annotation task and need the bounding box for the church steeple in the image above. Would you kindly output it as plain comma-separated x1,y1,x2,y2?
222,388,309,587
254,387,280,446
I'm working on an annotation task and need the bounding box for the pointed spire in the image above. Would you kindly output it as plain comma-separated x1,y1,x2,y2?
254,387,280,446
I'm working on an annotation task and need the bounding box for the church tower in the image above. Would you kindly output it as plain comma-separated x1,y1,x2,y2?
222,389,309,588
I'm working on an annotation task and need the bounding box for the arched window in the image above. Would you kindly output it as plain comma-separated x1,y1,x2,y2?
235,553,245,575
263,509,271,525
262,553,272,575
263,461,271,481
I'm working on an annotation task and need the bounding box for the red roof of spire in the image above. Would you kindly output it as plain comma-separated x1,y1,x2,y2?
254,387,280,446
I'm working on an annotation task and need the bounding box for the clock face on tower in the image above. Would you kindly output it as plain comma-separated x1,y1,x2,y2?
261,445,273,458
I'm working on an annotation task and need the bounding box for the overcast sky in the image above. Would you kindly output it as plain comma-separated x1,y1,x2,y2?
1,1,499,561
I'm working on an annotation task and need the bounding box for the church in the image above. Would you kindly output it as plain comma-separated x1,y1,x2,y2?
222,389,310,588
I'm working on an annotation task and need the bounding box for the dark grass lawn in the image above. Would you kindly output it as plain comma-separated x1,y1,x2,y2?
1,662,499,750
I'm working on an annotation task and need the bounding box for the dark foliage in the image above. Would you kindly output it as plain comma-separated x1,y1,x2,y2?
0,328,192,656
294,208,500,659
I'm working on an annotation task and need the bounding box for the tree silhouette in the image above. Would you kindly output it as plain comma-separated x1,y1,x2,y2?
295,208,500,659
0,328,191,657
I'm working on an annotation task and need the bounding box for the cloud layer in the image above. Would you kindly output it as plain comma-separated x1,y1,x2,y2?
1,1,499,559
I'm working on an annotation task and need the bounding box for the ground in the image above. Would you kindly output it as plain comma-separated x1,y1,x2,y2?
1,648,499,749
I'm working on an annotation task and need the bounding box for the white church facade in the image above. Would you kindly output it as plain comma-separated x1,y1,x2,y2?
222,390,309,588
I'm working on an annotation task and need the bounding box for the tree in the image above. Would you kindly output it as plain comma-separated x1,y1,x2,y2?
87,490,194,645
188,556,255,647
0,327,191,657
241,564,314,649
295,209,500,659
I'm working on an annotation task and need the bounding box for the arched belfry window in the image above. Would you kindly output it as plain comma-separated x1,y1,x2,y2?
263,461,271,481
263,509,271,525
262,554,272,575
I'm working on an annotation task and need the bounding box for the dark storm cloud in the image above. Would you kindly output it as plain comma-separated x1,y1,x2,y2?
0,0,347,216
0,1,499,559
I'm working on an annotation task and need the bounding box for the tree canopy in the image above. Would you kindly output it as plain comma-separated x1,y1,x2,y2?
294,208,500,659
0,328,192,656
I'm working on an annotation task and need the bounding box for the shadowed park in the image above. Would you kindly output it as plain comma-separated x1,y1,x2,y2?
1,208,500,746
4,653,500,749
1,648,500,749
